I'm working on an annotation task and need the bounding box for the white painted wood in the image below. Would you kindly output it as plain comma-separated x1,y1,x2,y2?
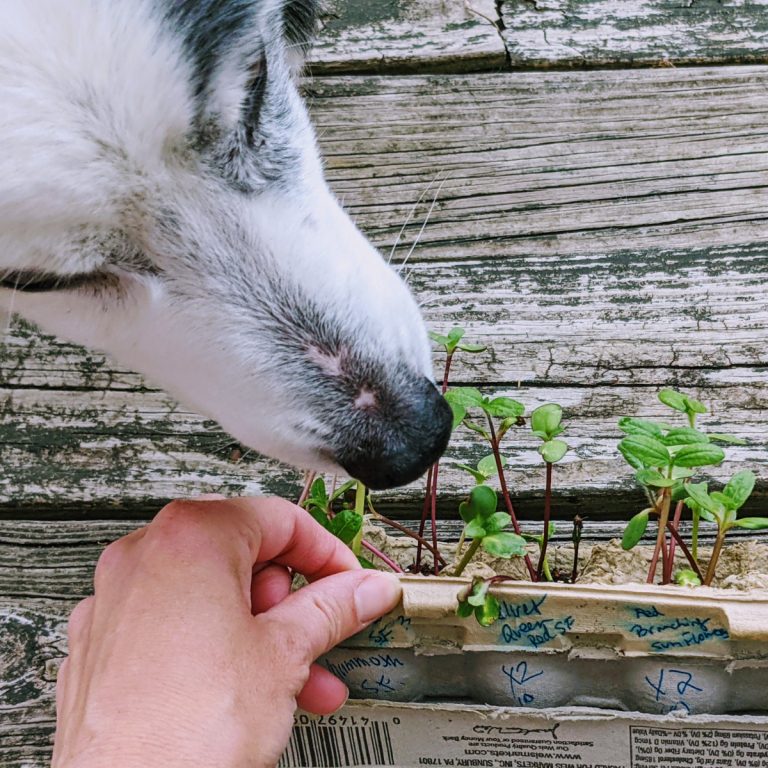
309,0,506,73
501,0,768,68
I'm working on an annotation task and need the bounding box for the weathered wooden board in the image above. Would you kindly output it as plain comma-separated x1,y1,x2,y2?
1,516,766,767
1,67,767,515
309,0,507,74
0,381,765,516
501,0,768,68
0,68,768,516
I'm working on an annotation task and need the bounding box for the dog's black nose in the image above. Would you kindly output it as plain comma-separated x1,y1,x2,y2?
337,378,453,490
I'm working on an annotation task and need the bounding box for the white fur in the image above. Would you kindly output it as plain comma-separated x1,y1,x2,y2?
0,0,436,479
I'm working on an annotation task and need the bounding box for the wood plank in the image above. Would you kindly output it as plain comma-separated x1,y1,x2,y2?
1,517,766,767
2,68,767,514
0,383,764,516
500,0,768,68
309,0,507,74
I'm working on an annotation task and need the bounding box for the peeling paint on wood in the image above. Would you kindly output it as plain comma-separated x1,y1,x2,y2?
309,0,507,74
1,68,768,514
501,0,768,69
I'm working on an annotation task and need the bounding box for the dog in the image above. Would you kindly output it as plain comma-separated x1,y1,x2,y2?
0,0,452,490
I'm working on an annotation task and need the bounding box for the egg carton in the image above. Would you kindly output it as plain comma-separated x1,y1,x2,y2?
321,577,768,715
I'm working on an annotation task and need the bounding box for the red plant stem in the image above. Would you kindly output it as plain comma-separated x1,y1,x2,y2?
372,508,446,565
485,413,537,580
666,521,704,582
536,462,553,581
297,470,317,506
430,461,440,575
362,540,405,573
415,465,433,570
704,529,727,586
664,500,685,583
415,351,454,573
647,488,671,584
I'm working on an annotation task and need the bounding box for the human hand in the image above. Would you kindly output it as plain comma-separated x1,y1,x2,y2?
52,496,402,768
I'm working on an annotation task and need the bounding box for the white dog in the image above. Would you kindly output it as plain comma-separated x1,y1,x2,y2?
0,0,452,489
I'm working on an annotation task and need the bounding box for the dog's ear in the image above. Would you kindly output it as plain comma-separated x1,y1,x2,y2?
280,0,321,61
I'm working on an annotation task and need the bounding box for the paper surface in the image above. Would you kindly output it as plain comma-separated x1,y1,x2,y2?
278,701,768,768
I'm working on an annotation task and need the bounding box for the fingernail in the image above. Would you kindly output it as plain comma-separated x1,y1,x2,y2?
354,573,402,624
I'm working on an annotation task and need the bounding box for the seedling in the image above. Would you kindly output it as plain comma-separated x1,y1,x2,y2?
619,388,759,585
456,578,501,626
530,403,569,580
444,386,537,579
684,471,767,585
302,477,402,572
416,327,487,574
453,484,527,576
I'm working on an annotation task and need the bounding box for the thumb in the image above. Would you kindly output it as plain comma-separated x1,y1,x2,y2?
260,571,402,664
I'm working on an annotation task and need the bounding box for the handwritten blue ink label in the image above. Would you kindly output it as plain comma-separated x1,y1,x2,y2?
644,667,704,713
497,595,575,648
366,615,412,647
325,653,405,682
626,606,729,652
502,660,544,706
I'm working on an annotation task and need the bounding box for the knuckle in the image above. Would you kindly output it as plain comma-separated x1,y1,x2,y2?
66,597,93,644
93,537,131,588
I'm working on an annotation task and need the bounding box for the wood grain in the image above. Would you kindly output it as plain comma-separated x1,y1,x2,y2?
309,0,507,74
500,0,768,69
1,67,767,515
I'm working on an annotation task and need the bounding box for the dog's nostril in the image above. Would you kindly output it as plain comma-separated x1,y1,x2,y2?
338,379,453,491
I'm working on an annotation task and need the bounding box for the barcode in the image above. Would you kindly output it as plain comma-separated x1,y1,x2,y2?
279,721,395,767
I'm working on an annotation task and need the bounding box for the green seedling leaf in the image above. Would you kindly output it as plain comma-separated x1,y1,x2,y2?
619,434,671,468
484,512,512,534
428,331,451,347
617,417,664,438
464,519,487,539
475,594,501,626
733,517,768,530
482,532,527,558
622,509,650,550
328,510,363,546
539,438,568,464
708,433,747,446
454,463,487,484
685,483,724,516
531,403,563,439
457,342,487,353
456,600,475,618
307,476,329,505
684,396,708,415
445,387,484,408
723,470,756,510
658,388,688,413
357,555,377,569
449,403,466,430
675,569,702,587
458,484,498,523
671,466,695,480
635,469,675,488
307,507,331,529
673,443,725,468
430,327,468,354
463,420,491,439
467,580,490,607
663,427,709,446
477,453,504,478
329,479,357,502
483,396,525,418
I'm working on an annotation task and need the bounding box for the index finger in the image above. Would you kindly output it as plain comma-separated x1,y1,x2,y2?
161,496,361,582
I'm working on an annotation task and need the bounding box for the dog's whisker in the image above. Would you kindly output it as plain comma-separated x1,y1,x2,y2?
397,176,446,277
388,173,442,265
